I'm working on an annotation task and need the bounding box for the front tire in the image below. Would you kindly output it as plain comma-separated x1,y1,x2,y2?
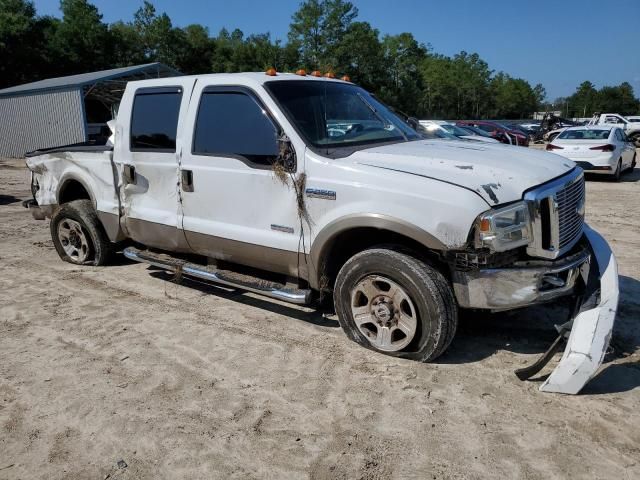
334,248,458,362
50,199,113,266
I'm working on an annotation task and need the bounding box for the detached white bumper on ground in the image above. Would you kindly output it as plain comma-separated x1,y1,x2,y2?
540,225,619,394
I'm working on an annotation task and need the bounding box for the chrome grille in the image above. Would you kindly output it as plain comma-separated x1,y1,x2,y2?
524,169,585,259
555,176,585,249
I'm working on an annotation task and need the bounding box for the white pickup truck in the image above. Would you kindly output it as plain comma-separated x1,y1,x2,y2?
588,113,640,146
24,72,619,393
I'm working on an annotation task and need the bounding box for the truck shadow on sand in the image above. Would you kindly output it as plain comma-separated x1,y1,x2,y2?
142,262,639,394
0,194,22,205
147,268,340,329
585,166,640,183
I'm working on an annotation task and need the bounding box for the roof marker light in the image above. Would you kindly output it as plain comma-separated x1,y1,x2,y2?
310,70,322,77
324,71,336,79
265,68,277,76
341,75,351,82
295,69,307,76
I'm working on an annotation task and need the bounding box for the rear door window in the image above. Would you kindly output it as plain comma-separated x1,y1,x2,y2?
130,88,182,151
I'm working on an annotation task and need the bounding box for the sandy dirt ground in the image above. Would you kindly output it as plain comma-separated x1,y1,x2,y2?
1,155,639,480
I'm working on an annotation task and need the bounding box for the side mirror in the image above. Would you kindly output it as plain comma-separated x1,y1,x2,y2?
277,134,296,172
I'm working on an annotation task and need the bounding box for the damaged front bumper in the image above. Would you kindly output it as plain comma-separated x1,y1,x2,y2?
538,225,618,394
452,224,618,394
452,247,589,310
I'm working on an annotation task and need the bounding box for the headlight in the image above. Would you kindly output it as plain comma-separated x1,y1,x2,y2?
475,201,531,252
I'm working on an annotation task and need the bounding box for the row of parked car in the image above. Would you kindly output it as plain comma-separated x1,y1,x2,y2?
419,116,638,181
419,120,531,146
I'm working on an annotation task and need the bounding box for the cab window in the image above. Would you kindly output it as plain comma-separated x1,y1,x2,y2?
193,90,279,167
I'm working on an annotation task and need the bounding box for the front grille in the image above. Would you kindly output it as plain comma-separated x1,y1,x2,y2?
524,169,585,259
556,176,585,249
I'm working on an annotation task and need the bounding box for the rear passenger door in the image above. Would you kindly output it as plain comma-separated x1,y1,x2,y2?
116,80,195,252
178,84,302,277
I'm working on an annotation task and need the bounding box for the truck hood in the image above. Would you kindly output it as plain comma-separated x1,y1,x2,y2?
352,140,576,205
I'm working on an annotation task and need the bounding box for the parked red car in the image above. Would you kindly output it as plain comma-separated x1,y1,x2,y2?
456,121,529,146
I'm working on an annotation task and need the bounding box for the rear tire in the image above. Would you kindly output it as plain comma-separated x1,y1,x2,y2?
50,199,113,266
612,160,622,182
334,248,458,362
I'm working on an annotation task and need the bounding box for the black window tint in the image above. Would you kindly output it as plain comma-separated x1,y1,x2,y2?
193,92,278,165
130,90,182,151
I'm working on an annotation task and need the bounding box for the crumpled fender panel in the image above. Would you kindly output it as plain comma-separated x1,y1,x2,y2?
540,225,619,394
25,150,119,218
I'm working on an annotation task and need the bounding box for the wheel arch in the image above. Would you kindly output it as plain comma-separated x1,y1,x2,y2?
57,174,96,208
308,214,447,291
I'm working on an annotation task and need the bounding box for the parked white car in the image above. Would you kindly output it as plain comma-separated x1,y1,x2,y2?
23,72,618,393
546,126,636,180
626,115,640,123
419,120,499,143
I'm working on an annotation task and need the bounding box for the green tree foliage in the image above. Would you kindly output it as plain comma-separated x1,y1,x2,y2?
1,0,638,120
50,0,112,74
490,73,538,119
0,0,52,84
420,51,492,118
566,81,599,117
377,33,428,114
565,81,639,117
288,0,357,71
533,83,546,110
333,21,383,90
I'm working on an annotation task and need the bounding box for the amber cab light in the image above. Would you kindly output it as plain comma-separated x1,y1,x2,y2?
265,67,277,76
310,70,322,77
324,71,336,78
295,69,307,76
341,75,351,82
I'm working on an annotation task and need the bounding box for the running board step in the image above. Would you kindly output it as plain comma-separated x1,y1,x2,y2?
123,247,311,305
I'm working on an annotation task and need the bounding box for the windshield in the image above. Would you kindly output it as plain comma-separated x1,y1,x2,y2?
558,129,611,140
265,80,420,149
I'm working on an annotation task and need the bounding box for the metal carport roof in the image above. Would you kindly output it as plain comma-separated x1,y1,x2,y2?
0,63,182,97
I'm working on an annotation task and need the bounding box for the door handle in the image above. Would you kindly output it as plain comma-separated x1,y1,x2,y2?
181,169,194,192
123,164,136,184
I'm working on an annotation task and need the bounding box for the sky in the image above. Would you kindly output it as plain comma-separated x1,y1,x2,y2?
32,0,640,100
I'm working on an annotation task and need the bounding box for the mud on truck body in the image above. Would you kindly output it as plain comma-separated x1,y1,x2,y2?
24,72,619,394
